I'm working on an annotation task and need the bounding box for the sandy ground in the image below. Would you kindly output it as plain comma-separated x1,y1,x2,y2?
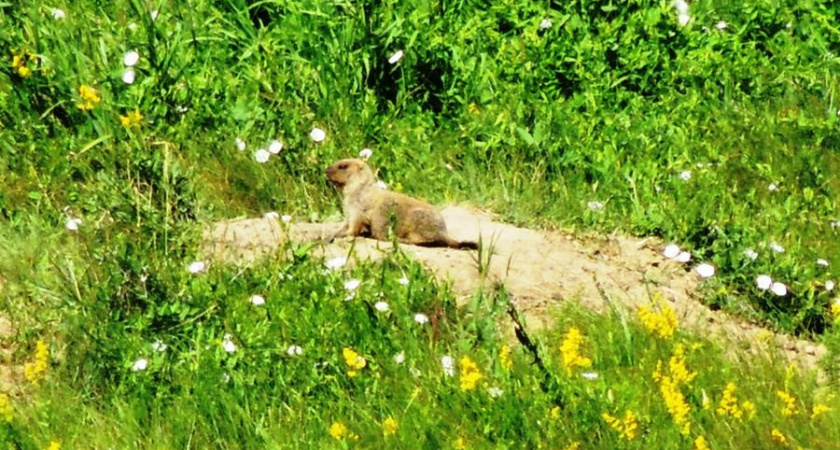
204,205,827,370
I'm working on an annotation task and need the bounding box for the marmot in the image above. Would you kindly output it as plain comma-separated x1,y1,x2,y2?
325,158,478,250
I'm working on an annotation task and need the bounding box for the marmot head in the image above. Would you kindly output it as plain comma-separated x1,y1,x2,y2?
325,158,376,190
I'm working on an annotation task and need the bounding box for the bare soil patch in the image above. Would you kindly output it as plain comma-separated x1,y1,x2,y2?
205,206,826,369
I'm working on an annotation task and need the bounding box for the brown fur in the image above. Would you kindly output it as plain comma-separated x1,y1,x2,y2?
325,159,478,250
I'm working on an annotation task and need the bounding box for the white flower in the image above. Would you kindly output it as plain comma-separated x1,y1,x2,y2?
268,140,283,154
786,22,792,29
281,214,292,223
832,220,840,229
188,261,206,274
770,282,788,296
675,251,691,263
679,170,692,181
743,249,759,260
122,68,136,84
358,148,373,160
695,263,715,278
756,275,773,290
150,9,159,20
235,137,246,151
374,301,389,312
151,340,167,353
376,181,388,190
817,259,829,267
254,149,270,163
344,279,361,291
487,386,504,398
674,0,690,14
175,106,188,114
132,358,148,372
445,163,454,171
678,13,691,26
394,352,405,364
582,372,599,380
128,22,138,31
768,183,778,192
409,367,422,378
398,274,410,286
287,345,303,356
309,127,326,142
388,50,404,64
51,8,66,19
769,242,785,253
325,256,347,270
441,355,455,377
65,217,82,231
663,244,681,259
222,334,237,353
222,373,231,383
414,313,429,324
123,50,140,67
250,295,265,306
715,21,727,30
344,291,356,302
265,211,279,220
539,18,553,29
826,280,835,291
587,200,604,211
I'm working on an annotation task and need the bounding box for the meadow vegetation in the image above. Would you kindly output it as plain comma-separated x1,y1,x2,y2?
2,0,840,447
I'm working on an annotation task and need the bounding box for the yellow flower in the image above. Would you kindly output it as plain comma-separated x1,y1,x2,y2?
454,437,467,449
717,382,744,420
342,347,366,377
459,356,483,391
770,428,788,445
560,327,592,375
742,400,756,420
76,85,101,110
659,375,691,435
24,339,49,384
693,436,710,450
329,422,348,440
811,403,829,419
499,344,512,371
563,442,581,450
12,51,34,77
467,102,480,115
45,442,61,450
119,109,144,127
777,391,798,417
831,302,840,321
383,416,398,436
602,410,638,440
638,294,677,338
0,393,12,422
668,344,697,386
550,406,561,419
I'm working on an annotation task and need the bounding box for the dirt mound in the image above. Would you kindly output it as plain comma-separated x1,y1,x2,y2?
204,206,826,369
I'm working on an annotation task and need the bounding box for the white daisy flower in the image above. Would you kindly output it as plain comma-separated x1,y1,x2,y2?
151,340,167,353
132,358,148,372
388,50,404,64
51,8,66,19
663,244,681,259
768,183,778,192
128,22,138,31
587,200,604,211
122,68,136,84
344,291,356,302
832,220,840,229
582,372,599,380
250,295,265,306
287,345,303,356
222,334,237,353
235,137,246,151
715,21,727,30
309,127,326,142
441,355,455,377
695,263,715,278
770,282,788,296
398,274,410,286
376,180,388,190
123,50,140,67
374,301,389,312
394,351,405,364
264,211,279,220
344,279,361,291
268,140,283,154
539,18,553,29
150,9,159,20
826,280,835,291
325,256,347,270
769,243,785,253
65,217,82,231
674,0,689,14
679,170,692,181
678,13,691,26
254,149,271,163
359,148,373,160
675,251,691,263
756,275,773,290
817,259,829,267
188,261,206,274
414,313,429,324
487,386,504,398
743,249,759,260
281,214,292,223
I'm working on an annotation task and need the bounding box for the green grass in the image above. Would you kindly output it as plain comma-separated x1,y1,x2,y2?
2,0,840,447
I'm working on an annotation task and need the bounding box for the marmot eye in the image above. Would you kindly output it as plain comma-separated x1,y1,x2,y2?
338,163,349,170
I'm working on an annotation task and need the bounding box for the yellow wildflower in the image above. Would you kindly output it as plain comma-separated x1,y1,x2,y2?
668,344,697,386
563,442,581,450
119,109,144,127
550,406,561,419
777,391,798,417
24,339,49,384
659,375,691,435
811,403,829,419
76,85,101,110
467,102,480,115
770,428,788,445
342,347,366,377
560,327,592,375
45,442,61,450
329,422,348,440
831,302,840,321
459,356,482,391
11,51,34,77
637,295,677,338
0,393,12,422
742,400,756,420
717,382,744,420
693,436,710,450
602,410,638,440
499,344,512,371
454,437,467,449
383,416,398,436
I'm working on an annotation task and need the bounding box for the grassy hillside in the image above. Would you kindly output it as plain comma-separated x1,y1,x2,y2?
2,0,840,447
